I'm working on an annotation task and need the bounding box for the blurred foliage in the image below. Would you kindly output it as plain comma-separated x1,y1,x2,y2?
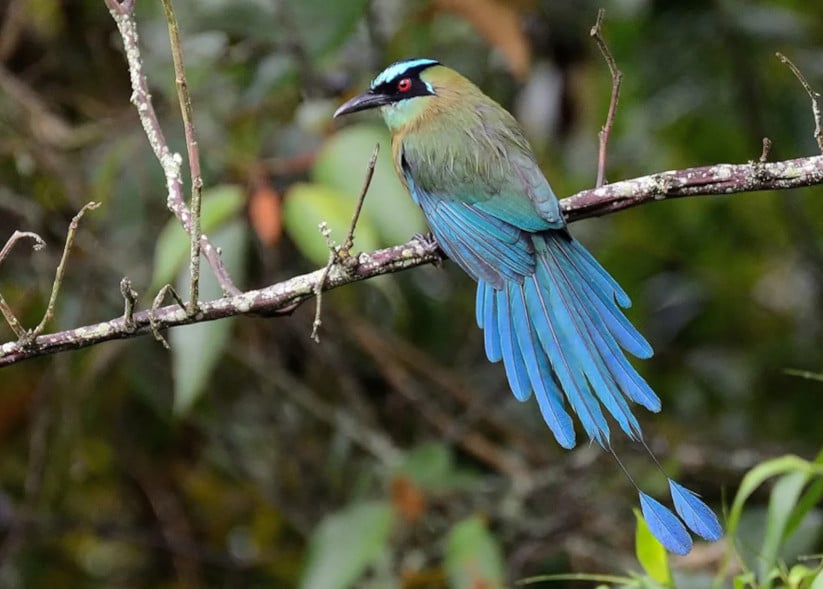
0,0,822,587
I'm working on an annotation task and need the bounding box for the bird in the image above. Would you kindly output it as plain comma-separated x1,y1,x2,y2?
334,58,722,554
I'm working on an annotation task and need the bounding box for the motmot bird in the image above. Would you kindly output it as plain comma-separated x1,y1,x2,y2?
334,58,722,554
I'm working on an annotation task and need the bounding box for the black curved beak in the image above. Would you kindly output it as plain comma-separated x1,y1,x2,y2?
333,90,391,118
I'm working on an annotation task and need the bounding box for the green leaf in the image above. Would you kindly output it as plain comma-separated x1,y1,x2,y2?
726,455,823,540
759,471,808,588
517,573,633,587
783,476,823,539
634,508,672,587
171,220,248,415
396,443,481,493
783,369,823,383
810,569,823,589
300,501,395,589
313,125,426,246
733,571,756,589
398,442,452,489
722,453,823,587
152,185,245,291
282,182,380,266
787,564,814,589
444,516,505,589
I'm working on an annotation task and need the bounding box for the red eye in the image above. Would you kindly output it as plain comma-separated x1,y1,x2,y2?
397,78,412,92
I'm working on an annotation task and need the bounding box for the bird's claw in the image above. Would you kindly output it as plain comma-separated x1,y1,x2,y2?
413,231,440,255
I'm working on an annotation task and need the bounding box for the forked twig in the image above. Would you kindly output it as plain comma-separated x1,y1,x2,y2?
150,284,187,349
590,8,623,188
105,0,239,296
776,52,823,153
311,143,380,343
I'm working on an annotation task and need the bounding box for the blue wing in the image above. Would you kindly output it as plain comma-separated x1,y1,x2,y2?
409,176,535,288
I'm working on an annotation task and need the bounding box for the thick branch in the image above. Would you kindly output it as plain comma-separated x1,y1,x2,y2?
0,240,441,366
561,154,823,217
2,153,822,367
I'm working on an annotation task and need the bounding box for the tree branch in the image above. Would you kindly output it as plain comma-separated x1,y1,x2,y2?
161,0,204,313
2,152,822,368
105,0,239,297
776,52,823,153
311,143,380,343
26,202,99,342
561,154,823,217
590,8,623,188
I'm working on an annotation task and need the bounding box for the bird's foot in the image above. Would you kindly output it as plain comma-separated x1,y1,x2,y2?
413,231,441,256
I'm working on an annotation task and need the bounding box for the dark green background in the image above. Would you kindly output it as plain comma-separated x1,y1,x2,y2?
0,0,821,586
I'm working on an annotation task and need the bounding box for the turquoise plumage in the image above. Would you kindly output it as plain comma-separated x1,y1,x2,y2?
334,58,722,554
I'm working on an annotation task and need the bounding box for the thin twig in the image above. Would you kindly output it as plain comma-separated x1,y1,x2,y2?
777,52,823,153
0,63,104,149
161,0,203,314
311,223,337,344
590,8,623,188
106,0,240,296
130,459,202,585
0,231,46,338
0,230,45,264
346,315,541,461
351,317,529,478
233,347,403,465
149,284,186,349
341,143,380,255
760,137,773,163
26,202,99,343
0,294,26,339
311,145,380,343
0,0,26,62
120,277,138,332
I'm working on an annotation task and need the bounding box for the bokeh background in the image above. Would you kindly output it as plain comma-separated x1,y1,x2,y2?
1,0,822,587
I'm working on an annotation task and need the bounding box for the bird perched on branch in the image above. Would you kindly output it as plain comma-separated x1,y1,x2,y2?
334,58,722,554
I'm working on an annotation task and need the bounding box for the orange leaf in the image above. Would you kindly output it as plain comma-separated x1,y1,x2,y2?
248,183,282,246
434,0,531,79
390,475,427,524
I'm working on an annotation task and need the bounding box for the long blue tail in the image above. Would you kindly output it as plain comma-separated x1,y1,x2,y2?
476,231,722,554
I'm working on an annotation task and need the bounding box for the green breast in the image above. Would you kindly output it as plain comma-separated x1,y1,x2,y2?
397,101,563,231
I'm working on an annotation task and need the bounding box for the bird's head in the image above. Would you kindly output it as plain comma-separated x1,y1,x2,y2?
335,58,472,132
